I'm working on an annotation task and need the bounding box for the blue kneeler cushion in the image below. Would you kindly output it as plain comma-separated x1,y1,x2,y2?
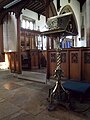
63,81,90,94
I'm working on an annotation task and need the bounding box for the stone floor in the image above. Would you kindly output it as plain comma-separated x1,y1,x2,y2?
0,69,90,120
17,71,47,83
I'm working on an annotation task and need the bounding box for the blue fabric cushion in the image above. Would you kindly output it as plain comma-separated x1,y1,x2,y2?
63,81,90,94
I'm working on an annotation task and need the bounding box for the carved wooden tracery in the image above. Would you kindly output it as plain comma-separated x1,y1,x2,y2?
71,53,78,63
84,52,90,64
51,53,56,62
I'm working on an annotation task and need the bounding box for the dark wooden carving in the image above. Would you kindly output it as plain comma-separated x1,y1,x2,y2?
84,52,90,64
61,53,66,63
51,53,56,62
71,53,78,63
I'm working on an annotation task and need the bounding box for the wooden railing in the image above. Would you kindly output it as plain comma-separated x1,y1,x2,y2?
7,47,90,83
47,47,90,83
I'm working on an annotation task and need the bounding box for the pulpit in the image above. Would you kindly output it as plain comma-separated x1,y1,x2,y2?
42,12,78,110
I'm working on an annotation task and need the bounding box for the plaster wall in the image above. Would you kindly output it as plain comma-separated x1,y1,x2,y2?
80,2,86,47
53,0,86,47
86,0,90,29
86,0,90,46
3,13,17,52
21,0,82,47
21,9,46,31
3,0,86,48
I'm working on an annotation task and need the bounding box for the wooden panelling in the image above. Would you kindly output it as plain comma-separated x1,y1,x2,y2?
7,47,90,83
38,50,47,68
48,48,90,83
7,52,20,73
42,50,47,61
70,51,80,80
48,50,69,79
30,50,39,69
8,52,16,73
21,51,31,70
15,53,20,73
61,51,69,79
82,51,90,82
49,51,56,76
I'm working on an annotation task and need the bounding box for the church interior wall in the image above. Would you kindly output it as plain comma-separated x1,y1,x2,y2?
21,9,46,31
1,0,89,71
3,13,17,52
52,0,86,47
19,0,87,47
80,2,86,47
86,0,90,46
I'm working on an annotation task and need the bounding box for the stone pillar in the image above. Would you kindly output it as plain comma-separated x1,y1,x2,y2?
86,0,90,47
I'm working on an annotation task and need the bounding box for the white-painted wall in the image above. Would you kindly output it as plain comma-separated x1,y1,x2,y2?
20,0,86,47
3,13,17,52
21,9,46,31
86,0,90,46
80,2,86,47
86,0,90,29
53,0,86,47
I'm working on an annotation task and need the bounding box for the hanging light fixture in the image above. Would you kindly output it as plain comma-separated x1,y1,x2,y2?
3,0,21,9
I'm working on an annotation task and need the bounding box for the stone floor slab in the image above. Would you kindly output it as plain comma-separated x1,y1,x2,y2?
0,70,90,120
3,82,22,90
8,87,39,108
0,101,21,119
36,109,87,120
1,110,35,120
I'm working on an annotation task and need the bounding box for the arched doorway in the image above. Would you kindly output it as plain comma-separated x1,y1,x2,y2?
59,5,78,48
